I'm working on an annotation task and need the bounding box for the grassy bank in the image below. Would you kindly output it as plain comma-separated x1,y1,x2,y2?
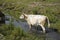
0,24,46,40
0,0,60,40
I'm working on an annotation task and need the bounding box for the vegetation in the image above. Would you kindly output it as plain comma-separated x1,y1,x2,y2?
0,24,47,40
0,0,60,40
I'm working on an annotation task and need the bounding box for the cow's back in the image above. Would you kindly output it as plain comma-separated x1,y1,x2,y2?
26,15,46,25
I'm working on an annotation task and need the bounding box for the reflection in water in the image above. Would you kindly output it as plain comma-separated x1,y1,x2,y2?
5,15,60,40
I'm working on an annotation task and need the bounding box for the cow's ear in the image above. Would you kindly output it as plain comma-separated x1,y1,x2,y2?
23,13,27,19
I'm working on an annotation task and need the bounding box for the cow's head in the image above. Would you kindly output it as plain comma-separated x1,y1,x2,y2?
20,13,28,19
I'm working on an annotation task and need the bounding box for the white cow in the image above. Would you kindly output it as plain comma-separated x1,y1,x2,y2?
20,13,50,33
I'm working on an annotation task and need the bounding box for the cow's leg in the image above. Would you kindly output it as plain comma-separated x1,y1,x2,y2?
39,24,45,33
29,24,31,30
27,21,31,31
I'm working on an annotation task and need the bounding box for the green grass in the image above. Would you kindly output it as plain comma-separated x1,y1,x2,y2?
0,0,60,40
0,0,60,31
0,24,46,40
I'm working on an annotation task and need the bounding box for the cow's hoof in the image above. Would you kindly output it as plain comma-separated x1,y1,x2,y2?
39,31,46,34
42,31,46,33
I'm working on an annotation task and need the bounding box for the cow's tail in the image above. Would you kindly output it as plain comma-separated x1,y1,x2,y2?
46,17,50,28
